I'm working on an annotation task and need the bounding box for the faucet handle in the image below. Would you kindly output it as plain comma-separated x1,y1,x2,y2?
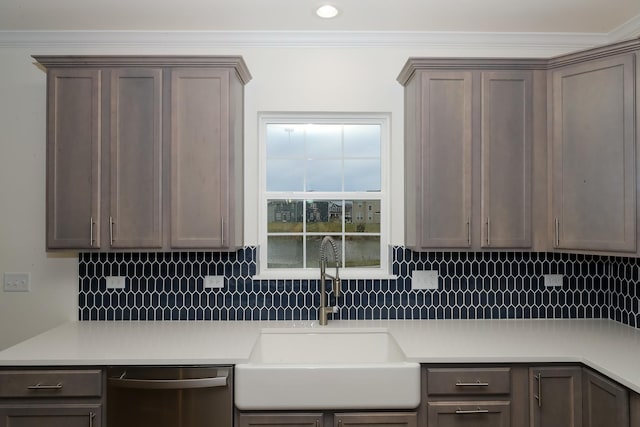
333,278,341,298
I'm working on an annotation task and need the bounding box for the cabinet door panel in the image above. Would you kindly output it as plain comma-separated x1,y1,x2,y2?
109,69,163,248
0,404,101,427
530,367,582,427
481,71,532,248
47,69,101,249
417,71,473,248
583,368,629,427
334,412,417,427
427,401,510,427
238,413,323,427
170,68,229,248
551,54,636,251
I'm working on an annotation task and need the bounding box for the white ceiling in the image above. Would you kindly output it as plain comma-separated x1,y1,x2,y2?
1,0,639,34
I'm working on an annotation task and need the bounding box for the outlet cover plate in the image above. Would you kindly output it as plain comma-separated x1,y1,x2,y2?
3,272,31,292
543,274,564,288
204,275,225,289
105,276,126,289
411,270,439,290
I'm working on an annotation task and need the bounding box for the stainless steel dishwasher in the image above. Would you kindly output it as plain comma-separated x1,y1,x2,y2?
107,366,232,427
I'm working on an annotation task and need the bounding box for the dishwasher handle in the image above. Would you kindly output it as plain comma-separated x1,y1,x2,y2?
108,372,228,390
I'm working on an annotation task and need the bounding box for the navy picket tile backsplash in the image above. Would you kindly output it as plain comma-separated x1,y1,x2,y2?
78,247,639,329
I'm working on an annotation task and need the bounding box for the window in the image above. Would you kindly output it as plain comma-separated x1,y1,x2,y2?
258,113,390,279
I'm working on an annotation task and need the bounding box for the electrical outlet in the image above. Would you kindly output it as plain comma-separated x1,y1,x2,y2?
3,272,31,292
105,276,126,289
204,275,225,289
411,270,439,290
543,274,564,288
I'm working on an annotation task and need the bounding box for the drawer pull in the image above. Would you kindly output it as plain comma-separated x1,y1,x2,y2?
27,382,63,390
455,380,489,387
455,408,490,415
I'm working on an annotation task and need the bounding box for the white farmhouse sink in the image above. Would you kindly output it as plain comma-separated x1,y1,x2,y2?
234,328,420,410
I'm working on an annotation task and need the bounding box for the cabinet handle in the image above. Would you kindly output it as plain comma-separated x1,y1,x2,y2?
316,419,320,427
89,411,95,427
27,382,63,390
554,218,559,247
486,217,491,246
467,217,471,246
456,380,489,387
455,408,490,415
535,373,542,407
221,217,224,247
90,217,95,247
109,216,114,246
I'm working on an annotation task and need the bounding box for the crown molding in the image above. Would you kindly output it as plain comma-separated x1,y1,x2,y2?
0,15,638,52
608,14,640,41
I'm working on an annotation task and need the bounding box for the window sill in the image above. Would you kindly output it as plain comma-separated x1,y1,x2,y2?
252,268,397,281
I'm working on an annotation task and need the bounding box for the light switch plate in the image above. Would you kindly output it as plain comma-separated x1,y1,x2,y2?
105,276,126,289
411,270,439,290
3,272,31,292
543,274,564,288
204,275,225,289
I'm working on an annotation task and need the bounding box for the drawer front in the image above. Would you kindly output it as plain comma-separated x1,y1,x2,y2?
427,368,511,395
0,370,102,398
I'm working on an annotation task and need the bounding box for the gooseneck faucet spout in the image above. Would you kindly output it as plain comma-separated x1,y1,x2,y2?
319,236,341,326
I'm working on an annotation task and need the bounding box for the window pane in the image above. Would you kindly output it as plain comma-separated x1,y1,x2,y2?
344,125,381,158
305,124,342,158
347,200,381,232
266,124,305,157
344,159,381,192
345,236,380,267
306,200,342,233
267,200,304,232
267,159,304,191
267,236,303,268
306,235,342,269
307,159,342,191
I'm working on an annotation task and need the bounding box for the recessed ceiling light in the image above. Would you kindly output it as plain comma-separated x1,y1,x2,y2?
316,4,339,19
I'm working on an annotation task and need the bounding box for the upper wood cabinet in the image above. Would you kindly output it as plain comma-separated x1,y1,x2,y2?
169,68,244,249
108,68,163,249
35,56,251,251
549,52,636,253
402,69,473,249
398,61,542,251
45,68,102,249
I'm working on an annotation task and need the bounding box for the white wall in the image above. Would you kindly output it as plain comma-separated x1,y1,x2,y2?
0,40,571,350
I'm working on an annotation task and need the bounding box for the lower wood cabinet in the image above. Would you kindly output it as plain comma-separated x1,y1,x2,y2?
0,404,102,427
0,369,104,427
237,411,417,427
631,392,640,427
583,369,629,427
426,401,510,427
334,412,417,427
238,412,324,427
529,366,583,427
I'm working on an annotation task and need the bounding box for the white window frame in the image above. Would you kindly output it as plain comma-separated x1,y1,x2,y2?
254,112,393,280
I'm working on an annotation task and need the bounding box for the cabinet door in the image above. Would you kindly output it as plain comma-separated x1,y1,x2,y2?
170,68,230,248
0,404,101,427
427,401,510,427
551,54,636,252
631,391,640,427
334,412,417,427
46,69,101,249
109,68,163,248
530,367,582,427
406,71,473,248
583,368,629,427
238,413,323,427
481,71,532,248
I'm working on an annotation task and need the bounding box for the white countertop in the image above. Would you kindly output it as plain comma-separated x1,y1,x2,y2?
0,319,639,394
